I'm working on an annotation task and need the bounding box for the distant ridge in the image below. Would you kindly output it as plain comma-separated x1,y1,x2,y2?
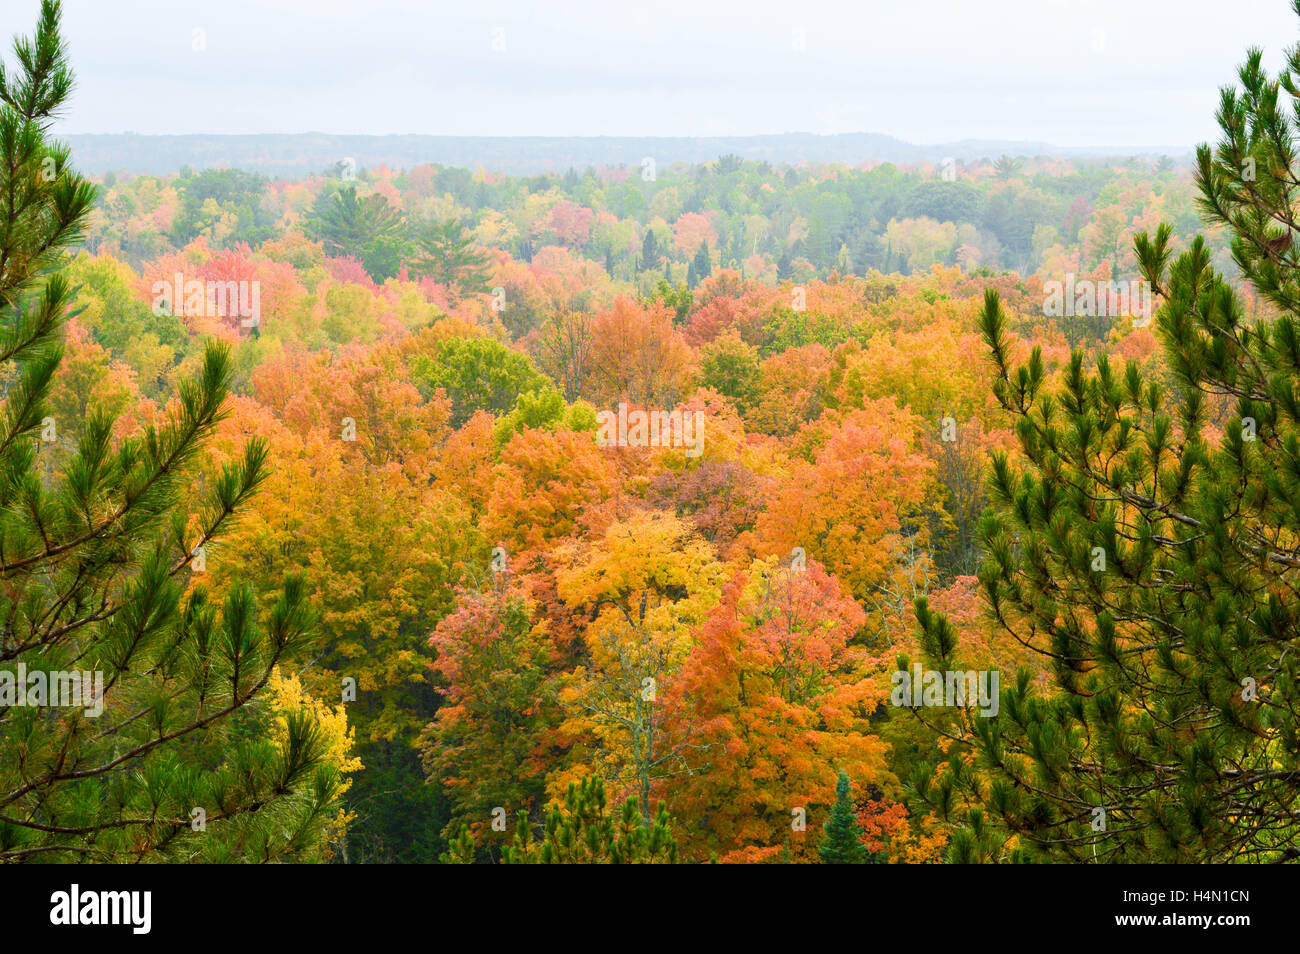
61,132,1192,177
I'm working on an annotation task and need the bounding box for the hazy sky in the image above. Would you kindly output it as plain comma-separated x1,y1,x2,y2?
3,0,1297,147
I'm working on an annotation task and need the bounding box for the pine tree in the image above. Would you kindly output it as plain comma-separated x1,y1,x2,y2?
688,240,712,289
407,217,492,299
992,155,1023,181
437,824,476,864
641,228,660,272
304,182,406,280
506,777,677,864
777,247,793,281
907,7,1300,863
0,1,339,862
819,771,867,864
441,776,678,864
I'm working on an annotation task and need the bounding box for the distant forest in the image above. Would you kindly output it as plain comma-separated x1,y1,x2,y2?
62,131,1191,177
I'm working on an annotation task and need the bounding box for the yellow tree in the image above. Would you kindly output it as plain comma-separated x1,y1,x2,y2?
551,510,725,817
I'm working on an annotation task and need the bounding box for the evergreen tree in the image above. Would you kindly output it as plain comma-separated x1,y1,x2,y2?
504,776,677,864
0,1,339,862
777,247,794,280
406,217,492,299
304,182,406,280
819,771,866,864
688,240,712,289
513,234,534,263
641,228,660,272
908,11,1300,863
440,776,678,864
992,154,1023,181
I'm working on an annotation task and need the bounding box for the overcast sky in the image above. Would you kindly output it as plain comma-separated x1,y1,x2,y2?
3,0,1296,147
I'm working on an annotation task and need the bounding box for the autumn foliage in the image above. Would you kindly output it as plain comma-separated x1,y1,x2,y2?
60,143,1218,863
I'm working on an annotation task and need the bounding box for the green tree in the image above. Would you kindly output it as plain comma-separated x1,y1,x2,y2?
903,180,985,225
992,155,1023,181
304,183,406,281
411,335,550,427
170,168,275,247
406,218,492,299
492,388,595,443
0,0,340,863
641,227,660,271
699,333,761,411
909,13,1300,863
687,240,712,289
441,776,678,864
649,278,693,325
819,771,867,864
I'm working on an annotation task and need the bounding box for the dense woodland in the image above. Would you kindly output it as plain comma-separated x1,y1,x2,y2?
45,149,1243,862
5,0,1300,866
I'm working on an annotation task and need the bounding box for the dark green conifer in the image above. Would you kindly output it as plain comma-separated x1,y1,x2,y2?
819,771,866,864
908,6,1300,862
0,0,337,863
